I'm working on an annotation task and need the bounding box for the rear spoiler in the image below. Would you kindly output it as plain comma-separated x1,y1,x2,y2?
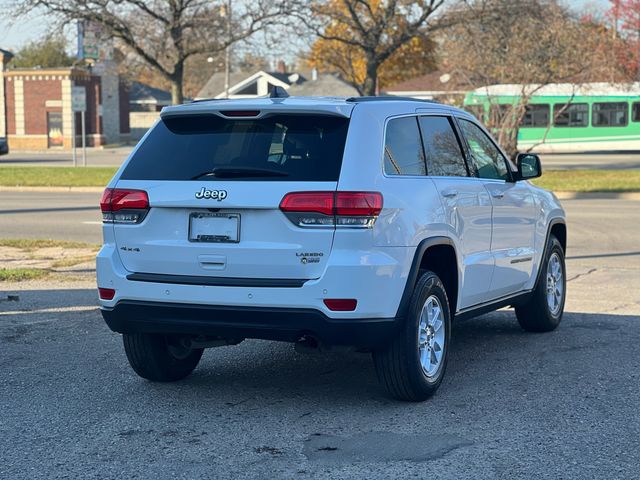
160,99,354,120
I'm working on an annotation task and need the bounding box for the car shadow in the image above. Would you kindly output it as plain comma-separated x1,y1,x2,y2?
1,288,638,408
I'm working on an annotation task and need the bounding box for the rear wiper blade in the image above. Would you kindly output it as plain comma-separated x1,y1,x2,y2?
191,167,289,180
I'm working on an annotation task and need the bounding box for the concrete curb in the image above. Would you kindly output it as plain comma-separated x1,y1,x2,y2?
0,186,105,193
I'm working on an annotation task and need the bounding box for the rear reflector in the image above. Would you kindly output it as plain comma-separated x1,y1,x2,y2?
324,299,357,311
98,288,116,300
280,192,383,228
100,188,149,224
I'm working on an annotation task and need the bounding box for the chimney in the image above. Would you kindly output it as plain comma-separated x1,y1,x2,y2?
277,60,286,74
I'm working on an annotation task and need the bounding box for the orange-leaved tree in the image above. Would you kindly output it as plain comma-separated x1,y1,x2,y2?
299,0,444,96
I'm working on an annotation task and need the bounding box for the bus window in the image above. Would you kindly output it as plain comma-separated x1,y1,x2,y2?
521,104,549,128
632,102,640,122
554,103,588,127
593,102,628,127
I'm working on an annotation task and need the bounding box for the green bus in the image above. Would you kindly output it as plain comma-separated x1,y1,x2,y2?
464,83,640,153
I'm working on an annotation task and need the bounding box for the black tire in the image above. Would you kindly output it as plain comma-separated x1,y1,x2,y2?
373,271,451,402
122,333,204,382
515,235,566,332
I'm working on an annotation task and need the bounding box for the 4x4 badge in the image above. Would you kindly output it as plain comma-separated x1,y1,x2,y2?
195,187,228,201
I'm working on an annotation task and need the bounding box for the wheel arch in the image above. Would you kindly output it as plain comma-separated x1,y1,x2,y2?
532,217,567,291
395,237,459,320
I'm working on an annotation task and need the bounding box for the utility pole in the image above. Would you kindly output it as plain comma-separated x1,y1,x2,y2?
223,0,232,98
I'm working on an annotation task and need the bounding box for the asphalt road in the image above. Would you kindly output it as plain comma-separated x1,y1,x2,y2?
0,191,103,244
2,149,640,169
1,196,639,479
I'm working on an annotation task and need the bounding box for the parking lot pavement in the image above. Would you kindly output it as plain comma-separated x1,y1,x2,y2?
1,197,639,479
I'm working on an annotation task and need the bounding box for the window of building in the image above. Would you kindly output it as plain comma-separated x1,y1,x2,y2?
593,102,628,127
553,103,589,127
384,116,426,176
521,104,550,128
418,116,468,177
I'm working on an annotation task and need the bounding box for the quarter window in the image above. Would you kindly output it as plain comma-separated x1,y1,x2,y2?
418,116,468,177
521,104,550,128
459,119,510,181
593,102,628,127
553,103,588,127
384,116,426,176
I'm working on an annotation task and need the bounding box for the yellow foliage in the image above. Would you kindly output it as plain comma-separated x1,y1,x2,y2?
307,0,437,92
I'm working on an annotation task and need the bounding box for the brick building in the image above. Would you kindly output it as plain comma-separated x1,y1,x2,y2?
0,50,129,150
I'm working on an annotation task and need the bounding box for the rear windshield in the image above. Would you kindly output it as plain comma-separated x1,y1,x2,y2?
120,114,350,181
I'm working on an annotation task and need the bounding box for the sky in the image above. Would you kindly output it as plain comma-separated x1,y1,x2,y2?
0,0,612,53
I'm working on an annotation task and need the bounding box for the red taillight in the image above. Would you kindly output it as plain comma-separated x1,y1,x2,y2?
324,299,357,311
98,288,115,300
100,188,149,224
335,192,383,217
279,192,383,228
279,191,335,216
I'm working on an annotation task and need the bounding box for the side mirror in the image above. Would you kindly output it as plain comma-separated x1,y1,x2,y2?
516,153,542,180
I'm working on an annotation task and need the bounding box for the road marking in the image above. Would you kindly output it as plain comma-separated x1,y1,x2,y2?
0,305,98,317
82,221,102,225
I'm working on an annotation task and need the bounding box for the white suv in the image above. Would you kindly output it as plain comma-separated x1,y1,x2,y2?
97,94,566,401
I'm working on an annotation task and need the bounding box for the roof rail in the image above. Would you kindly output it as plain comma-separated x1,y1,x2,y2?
188,97,231,104
346,96,440,104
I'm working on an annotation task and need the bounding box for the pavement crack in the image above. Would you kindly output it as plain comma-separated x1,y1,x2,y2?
567,268,597,282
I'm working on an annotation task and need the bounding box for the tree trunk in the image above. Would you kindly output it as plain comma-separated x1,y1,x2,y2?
362,60,379,96
170,61,185,104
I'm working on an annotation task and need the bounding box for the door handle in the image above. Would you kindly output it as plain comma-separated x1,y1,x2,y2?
490,190,504,199
441,189,458,198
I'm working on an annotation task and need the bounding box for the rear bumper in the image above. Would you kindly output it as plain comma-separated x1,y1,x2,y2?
101,300,401,348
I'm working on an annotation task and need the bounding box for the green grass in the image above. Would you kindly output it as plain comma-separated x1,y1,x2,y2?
0,268,49,282
0,166,117,187
0,238,99,250
532,169,640,192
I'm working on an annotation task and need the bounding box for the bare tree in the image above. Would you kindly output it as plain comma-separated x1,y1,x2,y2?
441,0,627,157
16,0,290,104
294,0,446,96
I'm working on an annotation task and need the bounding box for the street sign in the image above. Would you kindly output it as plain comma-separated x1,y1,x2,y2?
77,21,113,61
71,86,86,113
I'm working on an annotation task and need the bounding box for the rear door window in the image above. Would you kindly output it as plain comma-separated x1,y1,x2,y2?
120,114,350,181
418,116,468,177
383,116,426,176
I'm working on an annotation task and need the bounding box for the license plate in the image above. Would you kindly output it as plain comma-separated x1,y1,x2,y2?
189,213,240,243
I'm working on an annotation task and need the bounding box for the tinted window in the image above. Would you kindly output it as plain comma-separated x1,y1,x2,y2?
593,102,628,127
384,116,426,176
459,119,509,181
554,103,588,127
521,104,549,128
121,114,350,181
633,102,640,122
418,116,468,177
